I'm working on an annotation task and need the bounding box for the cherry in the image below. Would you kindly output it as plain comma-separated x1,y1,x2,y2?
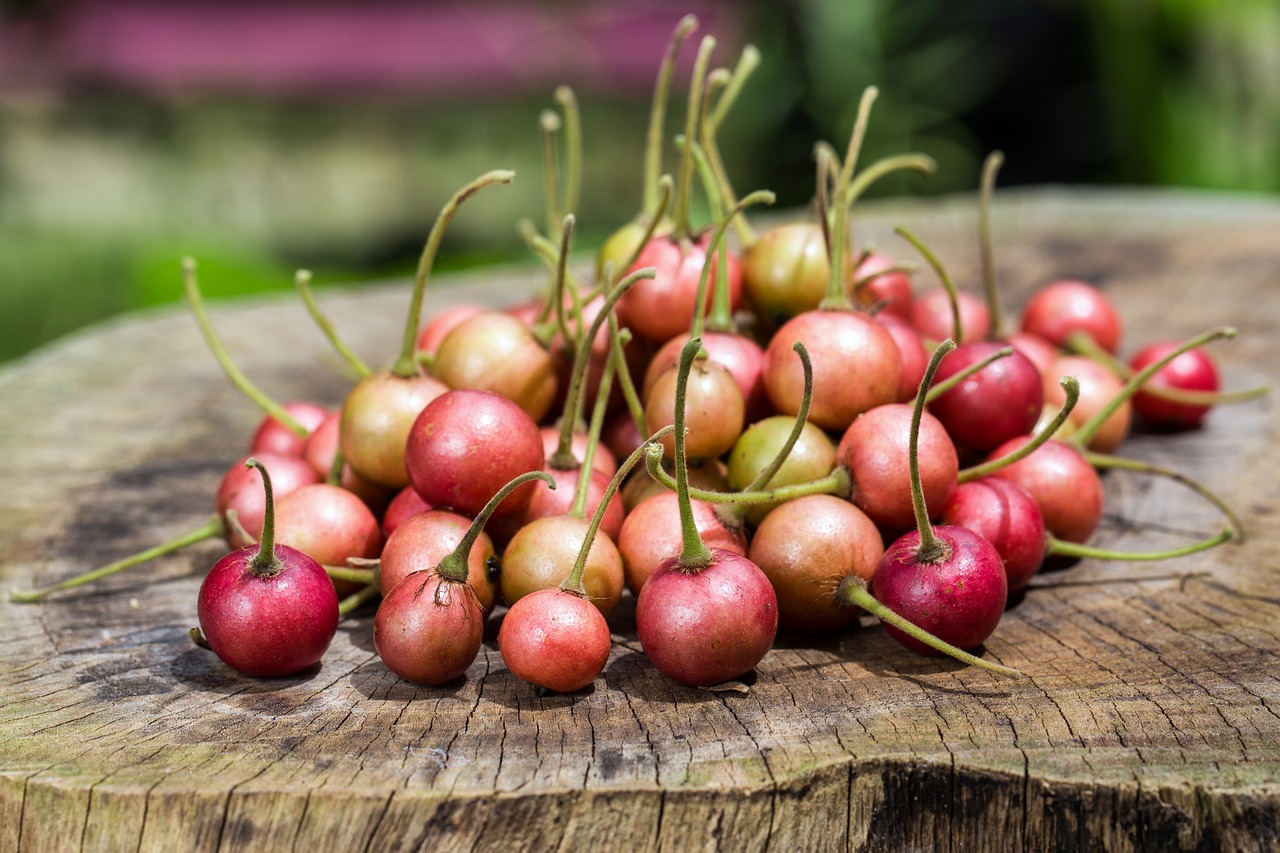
195,458,339,677
929,341,1043,453
217,452,321,548
250,401,329,458
910,288,991,345
416,303,487,359
273,483,383,577
984,437,1102,545
941,479,1047,592
741,221,829,325
340,171,512,488
851,251,914,321
1021,279,1122,354
618,490,748,595
381,487,432,538
645,355,745,460
300,410,394,512
643,331,769,424
374,471,553,686
634,339,778,686
378,509,497,613
876,313,929,404
727,415,837,528
405,389,545,518
1044,355,1131,452
748,494,884,633
1129,340,1221,429
433,310,559,421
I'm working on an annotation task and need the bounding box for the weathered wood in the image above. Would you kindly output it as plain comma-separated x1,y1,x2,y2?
2,188,1279,852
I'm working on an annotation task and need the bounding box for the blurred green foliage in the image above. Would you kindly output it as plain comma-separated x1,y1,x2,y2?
1,0,1277,365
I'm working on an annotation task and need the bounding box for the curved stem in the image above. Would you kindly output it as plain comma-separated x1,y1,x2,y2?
895,225,962,344
836,577,1022,678
673,338,714,569
642,14,698,216
551,213,577,354
910,340,955,562
436,471,555,584
326,445,345,487
568,331,620,519
959,376,1081,483
925,346,1013,404
182,258,308,437
843,153,936,209
710,44,759,131
1084,451,1247,541
245,458,281,576
323,565,377,585
700,68,755,249
564,425,676,595
978,151,1006,339
337,582,380,617
1047,526,1234,561
744,342,812,494
295,269,371,378
646,443,850,505
555,85,582,219
393,169,515,377
540,110,563,241
1070,327,1235,449
9,515,223,603
612,175,674,286
673,35,716,238
835,86,878,201
609,310,648,438
850,262,916,298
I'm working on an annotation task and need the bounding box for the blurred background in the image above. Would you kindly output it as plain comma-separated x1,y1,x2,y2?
2,0,1278,365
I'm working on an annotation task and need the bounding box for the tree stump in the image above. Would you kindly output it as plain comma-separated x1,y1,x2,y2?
2,189,1278,852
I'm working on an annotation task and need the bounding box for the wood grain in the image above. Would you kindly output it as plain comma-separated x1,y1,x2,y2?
2,188,1279,852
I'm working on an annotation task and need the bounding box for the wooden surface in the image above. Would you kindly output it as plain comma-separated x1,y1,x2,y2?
2,188,1279,852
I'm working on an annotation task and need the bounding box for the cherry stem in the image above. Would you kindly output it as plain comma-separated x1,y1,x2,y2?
555,86,582,220
549,265,656,470
925,346,1013,404
1070,327,1236,449
843,153,936,211
643,14,698,217
745,342,813,494
909,340,956,562
646,451,850,506
673,338,715,569
182,258,309,438
295,269,370,378
337,581,381,617
850,262,917,298
323,565,377,585
609,310,648,438
958,376,1081,483
835,577,1023,679
243,458,283,576
1084,451,1247,541
895,225,962,344
436,471,556,584
814,144,835,270
551,213,577,353
563,425,676,597
540,110,563,241
1047,526,1234,561
834,86,878,203
325,445,345,486
394,169,515,377
978,151,1006,339
1065,332,1269,407
673,35,716,239
700,68,756,249
820,171,851,310
568,329,621,519
8,515,223,603
710,44,759,131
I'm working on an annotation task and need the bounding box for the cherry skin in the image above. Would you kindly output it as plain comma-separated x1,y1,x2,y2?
643,331,769,423
851,251,913,321
986,437,1103,545
837,404,958,536
748,495,884,633
1007,331,1058,380
433,311,560,423
381,487,432,538
619,233,741,344
764,310,902,431
216,453,320,549
339,371,448,489
928,341,1043,453
876,314,929,404
378,509,497,613
405,389,545,518
250,401,329,458
910,288,990,344
1044,355,1131,453
1129,340,1221,429
741,221,829,326
374,571,485,686
645,358,745,460
635,549,778,687
498,589,612,693
941,478,1047,592
872,525,1008,654
302,410,393,512
1020,279,1122,353
500,515,625,616
727,415,837,527
273,483,383,574
416,303,487,357
618,491,748,594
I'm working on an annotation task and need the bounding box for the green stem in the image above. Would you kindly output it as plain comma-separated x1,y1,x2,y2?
295,269,371,378
436,471,555,584
393,170,515,377
245,458,282,576
673,35,716,238
182,258,309,437
1047,527,1234,561
323,565,377,585
540,110,563,241
836,577,1023,678
909,341,955,562
569,332,619,519
645,434,852,506
326,445,345,487
895,225,962,344
555,86,582,219
551,214,577,354
673,338,715,569
744,342,812,494
609,311,648,438
337,582,380,617
819,175,851,310
925,346,1013,404
1070,327,1235,449
642,14,698,216
958,376,1081,483
710,44,759,131
1084,451,1247,541
978,151,1006,339
700,69,756,249
834,86,878,202
8,515,223,603
850,262,916,299
843,153,936,209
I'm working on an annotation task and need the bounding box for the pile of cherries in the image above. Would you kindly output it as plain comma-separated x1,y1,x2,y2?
13,17,1261,693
